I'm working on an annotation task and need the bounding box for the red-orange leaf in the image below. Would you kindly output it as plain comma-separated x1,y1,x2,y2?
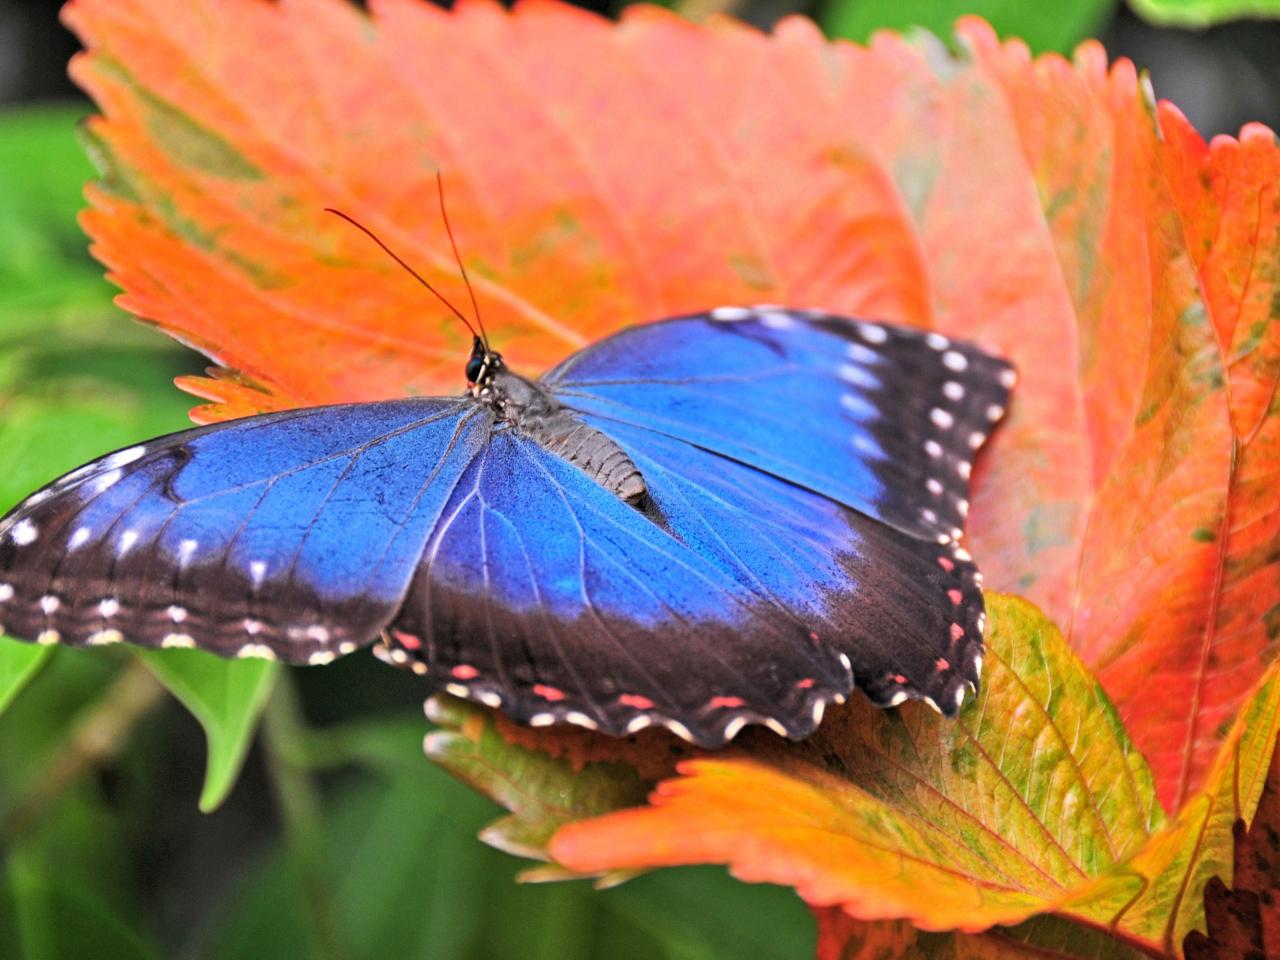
550,596,1165,934
64,0,1280,812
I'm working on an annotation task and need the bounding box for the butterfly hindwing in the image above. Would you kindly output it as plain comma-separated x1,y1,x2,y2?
0,399,490,663
384,428,855,744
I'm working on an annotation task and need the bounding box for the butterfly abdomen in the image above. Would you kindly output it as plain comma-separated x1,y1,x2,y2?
489,369,647,505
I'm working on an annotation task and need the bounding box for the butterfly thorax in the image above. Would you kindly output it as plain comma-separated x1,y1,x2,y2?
473,350,647,506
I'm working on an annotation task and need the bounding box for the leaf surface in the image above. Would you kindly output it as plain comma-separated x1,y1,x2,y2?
61,0,1280,811
550,596,1165,932
0,641,51,718
138,648,279,811
1129,0,1280,27
1183,734,1280,958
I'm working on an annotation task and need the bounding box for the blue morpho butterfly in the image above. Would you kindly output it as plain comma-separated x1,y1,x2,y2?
0,201,1014,746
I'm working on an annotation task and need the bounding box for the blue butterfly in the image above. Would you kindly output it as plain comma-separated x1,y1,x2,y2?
0,300,1013,745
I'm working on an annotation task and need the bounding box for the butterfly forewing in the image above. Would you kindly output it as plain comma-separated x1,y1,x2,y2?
0,400,489,663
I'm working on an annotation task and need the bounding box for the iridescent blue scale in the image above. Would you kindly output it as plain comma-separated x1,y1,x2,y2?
0,309,1013,744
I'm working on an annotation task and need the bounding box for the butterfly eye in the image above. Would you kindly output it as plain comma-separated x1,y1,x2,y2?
466,355,486,383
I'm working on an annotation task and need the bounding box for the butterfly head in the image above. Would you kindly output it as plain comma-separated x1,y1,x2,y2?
466,336,503,396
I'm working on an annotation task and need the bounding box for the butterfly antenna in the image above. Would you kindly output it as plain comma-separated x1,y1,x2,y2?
323,207,481,342
434,172,489,351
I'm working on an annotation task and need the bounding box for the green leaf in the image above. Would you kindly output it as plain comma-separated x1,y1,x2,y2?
138,648,279,812
1128,0,1280,27
207,712,811,960
0,637,51,717
1086,659,1280,952
424,694,655,861
820,0,1119,54
5,842,158,960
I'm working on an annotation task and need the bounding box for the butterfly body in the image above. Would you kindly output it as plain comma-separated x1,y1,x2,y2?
0,309,1013,745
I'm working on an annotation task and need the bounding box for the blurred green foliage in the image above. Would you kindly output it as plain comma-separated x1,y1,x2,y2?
821,0,1120,53
1128,0,1280,26
0,105,813,959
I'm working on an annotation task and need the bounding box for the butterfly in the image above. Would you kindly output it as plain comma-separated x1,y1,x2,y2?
0,304,1012,746
0,187,1013,746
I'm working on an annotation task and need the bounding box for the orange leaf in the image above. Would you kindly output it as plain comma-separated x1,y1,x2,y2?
548,596,1280,950
63,0,1280,812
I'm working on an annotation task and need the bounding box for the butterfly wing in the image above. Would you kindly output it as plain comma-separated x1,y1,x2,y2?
543,307,1015,545
381,310,1011,741
0,399,490,664
385,427,855,743
540,309,1011,720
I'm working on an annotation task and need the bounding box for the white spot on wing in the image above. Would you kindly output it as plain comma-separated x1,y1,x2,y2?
837,363,878,390
722,716,747,740
178,539,198,564
11,519,37,545
663,719,694,741
118,530,139,556
759,311,794,330
763,718,788,737
529,712,555,727
167,605,187,623
445,682,470,698
40,595,60,615
942,380,964,401
942,350,968,371
88,630,123,646
308,651,336,666
98,598,119,618
162,633,195,649
104,446,145,469
37,630,60,645
889,691,908,706
858,323,888,344
237,643,276,660
0,584,12,603
926,478,943,496
968,432,986,449
90,469,122,494
930,408,954,430
625,715,652,734
845,342,879,365
925,332,949,350
250,560,267,585
710,306,752,322
999,368,1017,388
987,404,1005,421
68,526,91,550
924,440,943,458
477,691,502,708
